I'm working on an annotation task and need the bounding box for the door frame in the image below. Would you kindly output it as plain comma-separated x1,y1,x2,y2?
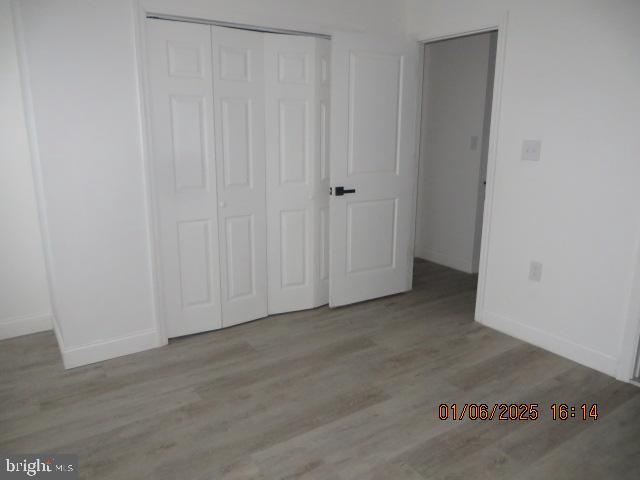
411,14,509,327
131,1,332,344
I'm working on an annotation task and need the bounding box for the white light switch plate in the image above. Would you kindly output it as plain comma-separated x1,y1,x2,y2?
521,139,542,161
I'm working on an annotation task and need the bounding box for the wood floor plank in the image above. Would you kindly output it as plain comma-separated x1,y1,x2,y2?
514,393,640,479
398,365,634,479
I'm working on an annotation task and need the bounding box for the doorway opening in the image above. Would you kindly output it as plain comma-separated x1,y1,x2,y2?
413,31,498,296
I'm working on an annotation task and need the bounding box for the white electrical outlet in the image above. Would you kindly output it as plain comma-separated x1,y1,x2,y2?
470,135,479,151
521,139,542,162
529,261,543,282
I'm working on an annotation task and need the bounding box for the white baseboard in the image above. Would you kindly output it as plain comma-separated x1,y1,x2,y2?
477,310,617,376
416,249,474,273
61,329,164,369
0,312,52,340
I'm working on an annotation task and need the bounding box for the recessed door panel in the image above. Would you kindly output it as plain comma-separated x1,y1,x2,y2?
347,199,397,274
221,98,252,188
320,57,329,85
178,220,214,307
280,210,307,287
170,95,208,191
225,215,255,299
278,52,309,84
167,42,204,78
348,52,402,176
320,101,329,181
220,46,251,81
279,99,308,184
320,207,329,280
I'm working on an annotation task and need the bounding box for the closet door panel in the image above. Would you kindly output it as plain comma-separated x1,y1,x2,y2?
211,26,268,327
265,34,318,314
314,39,331,306
146,19,222,337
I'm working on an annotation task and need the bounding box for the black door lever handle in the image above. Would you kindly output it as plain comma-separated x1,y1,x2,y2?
334,186,356,196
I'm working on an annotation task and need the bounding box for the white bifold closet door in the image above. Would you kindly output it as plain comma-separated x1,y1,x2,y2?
210,26,269,327
146,20,224,337
147,18,329,337
264,35,330,314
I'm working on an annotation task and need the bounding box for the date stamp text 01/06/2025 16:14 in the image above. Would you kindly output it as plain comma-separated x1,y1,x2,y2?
438,403,599,421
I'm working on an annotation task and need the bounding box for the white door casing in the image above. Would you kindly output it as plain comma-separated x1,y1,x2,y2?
264,34,330,314
146,19,223,337
329,34,419,307
211,26,269,327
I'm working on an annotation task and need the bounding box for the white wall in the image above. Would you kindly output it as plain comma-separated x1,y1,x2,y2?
407,0,640,377
16,0,162,366
415,32,495,273
0,0,51,340
14,0,407,367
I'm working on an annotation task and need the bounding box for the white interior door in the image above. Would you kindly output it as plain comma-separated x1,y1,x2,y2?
211,26,268,327
146,19,223,337
329,34,419,307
